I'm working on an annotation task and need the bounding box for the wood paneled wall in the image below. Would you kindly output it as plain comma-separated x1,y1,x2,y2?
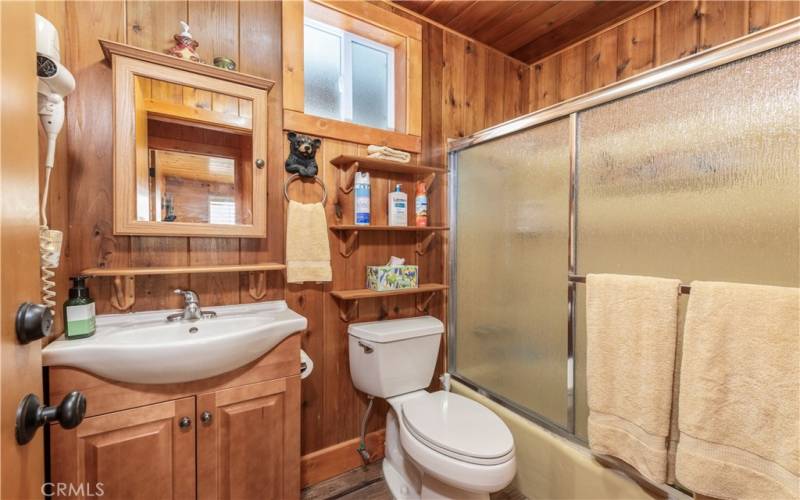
37,0,528,474
530,0,799,111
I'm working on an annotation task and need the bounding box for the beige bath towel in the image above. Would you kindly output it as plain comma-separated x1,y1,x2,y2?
367,144,411,163
586,273,681,483
676,281,799,500
286,201,331,283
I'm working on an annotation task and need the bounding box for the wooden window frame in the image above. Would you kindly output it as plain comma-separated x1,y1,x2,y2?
283,0,422,152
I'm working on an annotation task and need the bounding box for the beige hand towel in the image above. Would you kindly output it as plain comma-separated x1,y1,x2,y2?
676,282,799,500
586,273,681,483
367,144,411,163
286,201,331,284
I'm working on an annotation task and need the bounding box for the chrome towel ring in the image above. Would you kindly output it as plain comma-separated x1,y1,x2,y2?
283,173,327,205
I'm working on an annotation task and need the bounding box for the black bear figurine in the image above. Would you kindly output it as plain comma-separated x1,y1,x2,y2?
285,132,321,177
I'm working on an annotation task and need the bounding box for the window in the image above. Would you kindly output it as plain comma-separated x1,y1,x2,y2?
304,18,395,130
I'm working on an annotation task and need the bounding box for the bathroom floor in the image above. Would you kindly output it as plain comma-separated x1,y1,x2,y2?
302,461,527,500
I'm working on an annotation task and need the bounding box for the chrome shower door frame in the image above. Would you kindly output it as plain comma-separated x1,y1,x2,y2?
446,18,800,439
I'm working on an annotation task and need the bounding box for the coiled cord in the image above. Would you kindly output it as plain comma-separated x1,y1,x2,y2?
40,167,62,313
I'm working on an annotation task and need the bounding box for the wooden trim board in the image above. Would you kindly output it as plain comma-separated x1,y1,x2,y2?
100,39,275,91
285,110,421,152
301,429,386,488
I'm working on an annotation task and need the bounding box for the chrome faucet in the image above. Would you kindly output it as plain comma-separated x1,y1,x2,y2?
167,289,216,322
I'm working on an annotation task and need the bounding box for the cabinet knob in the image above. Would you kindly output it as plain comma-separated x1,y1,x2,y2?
201,411,213,425
255,158,265,169
178,416,192,429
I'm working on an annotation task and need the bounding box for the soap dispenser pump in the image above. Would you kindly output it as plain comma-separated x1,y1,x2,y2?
64,276,96,339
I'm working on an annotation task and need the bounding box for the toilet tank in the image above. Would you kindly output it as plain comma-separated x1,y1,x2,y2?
348,316,444,398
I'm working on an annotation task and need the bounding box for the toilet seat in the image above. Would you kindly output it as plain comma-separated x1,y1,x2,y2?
401,391,514,466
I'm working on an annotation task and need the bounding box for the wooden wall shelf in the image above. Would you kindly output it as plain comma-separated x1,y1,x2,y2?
82,263,286,311
330,155,446,197
331,284,448,321
328,226,448,257
329,225,448,231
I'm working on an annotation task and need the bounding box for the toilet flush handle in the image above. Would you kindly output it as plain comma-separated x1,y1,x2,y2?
357,341,373,354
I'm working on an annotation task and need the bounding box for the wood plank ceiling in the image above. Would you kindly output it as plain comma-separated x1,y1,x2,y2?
395,1,659,63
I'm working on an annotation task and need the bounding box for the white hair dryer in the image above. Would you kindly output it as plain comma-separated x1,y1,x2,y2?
36,14,74,312
36,14,74,168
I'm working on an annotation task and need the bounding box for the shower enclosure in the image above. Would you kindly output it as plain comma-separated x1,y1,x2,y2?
448,22,800,440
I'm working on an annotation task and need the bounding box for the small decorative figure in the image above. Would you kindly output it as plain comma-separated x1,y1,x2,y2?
213,57,236,71
167,21,201,63
285,132,321,177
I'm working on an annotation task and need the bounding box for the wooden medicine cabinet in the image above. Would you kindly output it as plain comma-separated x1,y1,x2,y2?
103,40,274,238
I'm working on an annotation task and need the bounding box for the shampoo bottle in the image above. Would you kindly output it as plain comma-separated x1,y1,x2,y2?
415,181,428,227
354,171,371,225
388,184,408,226
64,276,96,339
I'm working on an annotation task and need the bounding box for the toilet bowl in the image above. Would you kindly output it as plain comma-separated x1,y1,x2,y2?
348,317,516,499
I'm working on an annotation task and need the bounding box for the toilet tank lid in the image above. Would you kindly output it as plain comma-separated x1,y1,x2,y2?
348,316,444,343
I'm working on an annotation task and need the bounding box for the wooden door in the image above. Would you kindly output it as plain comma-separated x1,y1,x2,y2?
50,398,196,500
1,2,47,498
197,376,301,500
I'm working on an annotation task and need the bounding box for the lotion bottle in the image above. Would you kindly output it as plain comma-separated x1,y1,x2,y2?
388,184,408,226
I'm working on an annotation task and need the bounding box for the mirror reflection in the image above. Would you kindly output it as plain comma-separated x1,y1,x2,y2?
134,76,254,226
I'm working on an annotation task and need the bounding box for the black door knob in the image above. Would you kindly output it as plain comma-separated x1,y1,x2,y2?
178,416,192,429
16,302,53,344
200,411,213,425
16,391,86,445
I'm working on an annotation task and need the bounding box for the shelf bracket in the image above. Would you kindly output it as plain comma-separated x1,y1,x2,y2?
338,161,359,194
248,271,268,301
415,232,437,255
110,275,136,311
339,299,359,322
416,291,438,313
423,172,437,189
338,230,359,258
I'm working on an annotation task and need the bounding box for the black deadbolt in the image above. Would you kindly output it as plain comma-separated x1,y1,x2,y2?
16,391,86,445
16,302,53,344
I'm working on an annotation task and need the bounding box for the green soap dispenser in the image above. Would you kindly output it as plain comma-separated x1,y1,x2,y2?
64,276,96,339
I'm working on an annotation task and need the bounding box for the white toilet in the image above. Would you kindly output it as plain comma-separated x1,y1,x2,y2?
348,316,516,499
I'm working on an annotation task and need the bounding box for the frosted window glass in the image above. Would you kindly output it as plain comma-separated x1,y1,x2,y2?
454,119,571,426
352,41,390,129
574,43,800,439
304,24,342,120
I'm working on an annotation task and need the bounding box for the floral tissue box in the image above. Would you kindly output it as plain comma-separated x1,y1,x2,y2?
366,265,418,291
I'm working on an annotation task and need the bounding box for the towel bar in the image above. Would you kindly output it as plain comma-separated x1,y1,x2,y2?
284,173,327,205
568,274,692,294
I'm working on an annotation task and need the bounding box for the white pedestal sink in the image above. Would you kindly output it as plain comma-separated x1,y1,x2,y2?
42,300,307,384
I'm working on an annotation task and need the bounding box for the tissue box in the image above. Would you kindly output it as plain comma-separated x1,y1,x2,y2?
366,265,418,291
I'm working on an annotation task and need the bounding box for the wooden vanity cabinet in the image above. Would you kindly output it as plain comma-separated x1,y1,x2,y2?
48,335,301,500
198,377,300,500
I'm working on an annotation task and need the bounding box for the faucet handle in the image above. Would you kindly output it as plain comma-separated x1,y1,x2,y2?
173,289,199,304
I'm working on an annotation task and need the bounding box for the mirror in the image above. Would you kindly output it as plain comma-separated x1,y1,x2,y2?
136,76,254,226
113,52,268,237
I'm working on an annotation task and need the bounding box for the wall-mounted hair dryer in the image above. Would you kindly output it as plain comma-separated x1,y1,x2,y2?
36,13,74,169
36,14,74,313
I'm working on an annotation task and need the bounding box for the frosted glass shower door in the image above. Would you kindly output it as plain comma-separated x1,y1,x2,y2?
574,43,800,439
453,118,571,427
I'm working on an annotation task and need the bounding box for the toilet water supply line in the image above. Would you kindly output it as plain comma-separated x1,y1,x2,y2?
355,375,450,465
357,396,375,465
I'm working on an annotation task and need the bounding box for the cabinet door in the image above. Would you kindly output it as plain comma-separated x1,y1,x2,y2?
50,397,196,500
197,376,300,500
